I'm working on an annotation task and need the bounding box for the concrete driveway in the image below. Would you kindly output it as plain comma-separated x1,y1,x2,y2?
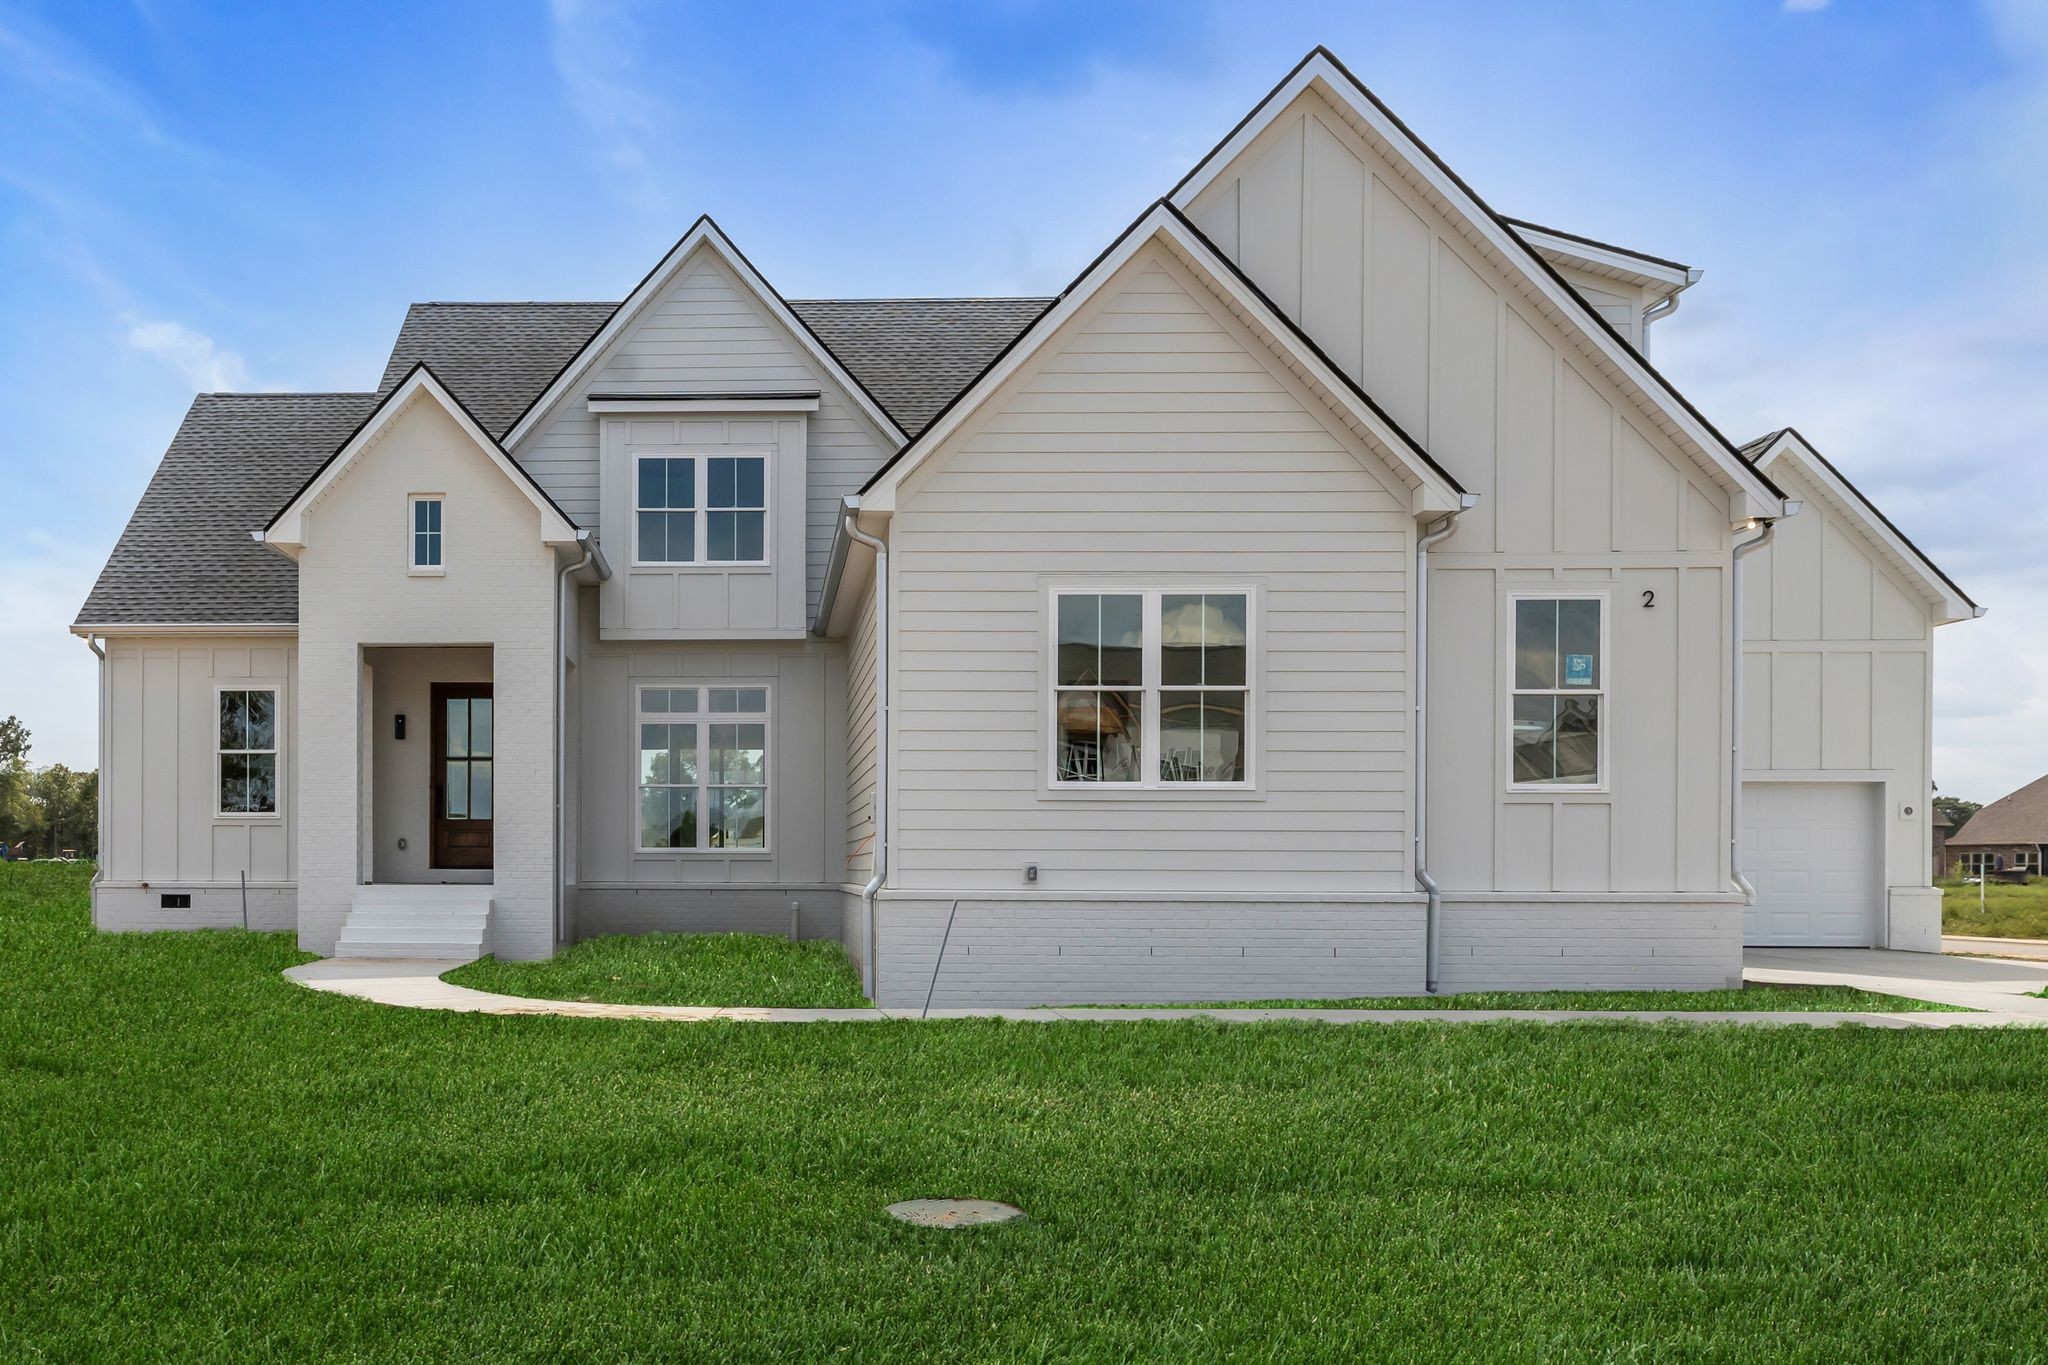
1746,946,2048,1017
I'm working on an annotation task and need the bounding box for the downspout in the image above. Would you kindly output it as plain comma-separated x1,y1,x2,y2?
1729,516,1780,902
842,503,888,1003
554,533,609,945
1638,269,1702,361
84,636,106,910
1416,502,1471,994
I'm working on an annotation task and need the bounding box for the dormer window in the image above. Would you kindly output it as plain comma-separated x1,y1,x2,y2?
409,495,444,574
635,454,767,565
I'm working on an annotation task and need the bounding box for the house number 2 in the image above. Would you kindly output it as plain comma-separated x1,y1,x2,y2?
1641,589,1656,608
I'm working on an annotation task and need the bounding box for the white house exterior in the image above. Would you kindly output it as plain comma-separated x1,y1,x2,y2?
73,49,1978,1006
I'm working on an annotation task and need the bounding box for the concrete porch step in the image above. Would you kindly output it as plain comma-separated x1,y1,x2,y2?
338,883,493,964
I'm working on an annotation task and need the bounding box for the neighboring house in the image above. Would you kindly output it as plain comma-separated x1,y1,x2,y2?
70,49,1981,1005
1945,777,2048,877
1933,808,1952,877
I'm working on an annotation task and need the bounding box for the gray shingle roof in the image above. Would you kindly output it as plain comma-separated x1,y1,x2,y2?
377,302,616,437
377,297,1052,440
789,297,1052,436
1738,429,1789,464
75,393,380,627
82,296,1049,627
1947,775,2048,847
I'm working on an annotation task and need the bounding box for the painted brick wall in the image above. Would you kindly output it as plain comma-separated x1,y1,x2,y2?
872,897,1426,1009
1436,899,1744,991
295,391,562,960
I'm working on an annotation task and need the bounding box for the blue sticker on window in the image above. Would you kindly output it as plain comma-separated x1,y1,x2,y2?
1564,653,1594,687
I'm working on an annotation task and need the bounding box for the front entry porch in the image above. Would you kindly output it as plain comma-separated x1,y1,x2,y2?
366,646,494,885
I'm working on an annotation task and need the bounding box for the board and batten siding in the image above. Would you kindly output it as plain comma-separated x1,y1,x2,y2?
1188,88,1739,900
509,249,894,626
1739,455,1938,943
887,245,1417,894
98,635,297,890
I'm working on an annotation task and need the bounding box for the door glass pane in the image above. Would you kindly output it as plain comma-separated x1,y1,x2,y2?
446,699,469,757
219,691,247,751
470,761,493,820
245,753,278,813
220,753,246,812
710,788,765,848
446,760,469,818
245,690,276,750
1055,689,1141,783
1515,599,1559,690
469,699,493,757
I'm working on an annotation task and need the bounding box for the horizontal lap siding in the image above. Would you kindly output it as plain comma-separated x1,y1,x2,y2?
890,250,1412,894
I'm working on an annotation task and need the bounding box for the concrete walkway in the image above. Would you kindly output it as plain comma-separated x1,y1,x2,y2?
284,949,2048,1028
1945,933,2048,962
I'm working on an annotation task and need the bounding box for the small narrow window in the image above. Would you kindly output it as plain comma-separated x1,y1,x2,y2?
636,686,769,851
1051,588,1253,789
409,496,443,572
1509,596,1604,788
634,454,768,565
218,688,279,814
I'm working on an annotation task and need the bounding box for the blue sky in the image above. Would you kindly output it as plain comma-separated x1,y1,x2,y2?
2,0,2042,800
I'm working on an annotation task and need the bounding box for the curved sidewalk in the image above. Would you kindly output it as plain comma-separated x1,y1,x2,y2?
284,953,2048,1027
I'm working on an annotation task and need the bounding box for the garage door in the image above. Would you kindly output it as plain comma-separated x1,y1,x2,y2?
1741,782,1881,947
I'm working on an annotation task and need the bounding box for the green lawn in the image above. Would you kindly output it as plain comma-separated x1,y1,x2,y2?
8,862,2048,1360
449,931,872,1008
1939,875,2048,939
450,929,1956,1012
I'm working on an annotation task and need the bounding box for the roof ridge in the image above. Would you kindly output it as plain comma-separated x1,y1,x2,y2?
789,295,1056,304
413,300,617,308
199,390,378,398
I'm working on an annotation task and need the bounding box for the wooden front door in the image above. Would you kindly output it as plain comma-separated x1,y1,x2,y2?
432,683,494,870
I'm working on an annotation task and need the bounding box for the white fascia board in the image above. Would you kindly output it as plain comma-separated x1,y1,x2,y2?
864,206,1467,517
585,395,821,414
501,219,904,451
1167,51,1785,516
262,367,580,550
1509,224,1693,294
1753,431,1979,625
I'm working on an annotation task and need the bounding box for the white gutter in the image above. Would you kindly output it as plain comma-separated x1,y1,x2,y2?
555,533,610,944
841,498,889,1002
1415,501,1473,993
1729,508,1795,901
84,635,106,908
1638,269,1702,361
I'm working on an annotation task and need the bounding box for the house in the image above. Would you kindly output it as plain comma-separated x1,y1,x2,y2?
1933,807,1952,876
1944,777,2048,877
69,49,1981,1006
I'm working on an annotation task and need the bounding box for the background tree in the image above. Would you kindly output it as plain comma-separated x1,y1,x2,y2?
0,716,31,854
27,765,96,859
1934,796,1983,832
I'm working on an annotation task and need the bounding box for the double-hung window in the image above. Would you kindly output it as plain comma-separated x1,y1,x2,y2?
1509,595,1604,788
635,455,767,565
408,495,443,573
218,687,279,815
1051,589,1252,788
637,686,770,850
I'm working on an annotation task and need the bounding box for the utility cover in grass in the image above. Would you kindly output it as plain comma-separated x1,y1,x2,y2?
885,1199,1025,1228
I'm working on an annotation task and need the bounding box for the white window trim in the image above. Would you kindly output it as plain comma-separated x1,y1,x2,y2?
1043,585,1259,794
407,494,445,576
632,682,773,855
1504,590,1611,795
630,450,771,569
214,681,285,821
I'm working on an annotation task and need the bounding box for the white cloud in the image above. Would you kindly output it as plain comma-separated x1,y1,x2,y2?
547,0,677,193
124,318,251,392
0,538,104,770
